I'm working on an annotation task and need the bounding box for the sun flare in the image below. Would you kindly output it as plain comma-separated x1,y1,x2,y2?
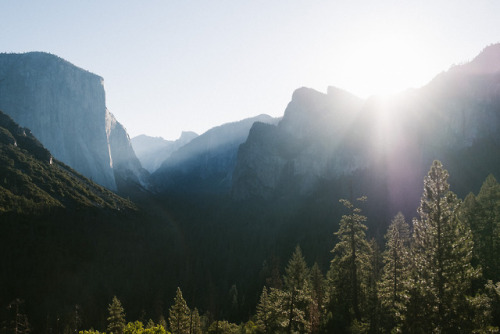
335,30,435,98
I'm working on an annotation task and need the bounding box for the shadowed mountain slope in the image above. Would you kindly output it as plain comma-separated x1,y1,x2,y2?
0,110,135,213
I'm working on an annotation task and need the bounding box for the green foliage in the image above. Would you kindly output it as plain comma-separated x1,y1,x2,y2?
190,308,202,334
463,175,500,282
123,321,167,334
407,160,480,332
0,118,135,213
255,287,273,333
378,212,411,329
239,320,259,334
207,320,239,334
168,288,190,334
108,296,126,334
329,196,372,326
309,262,326,333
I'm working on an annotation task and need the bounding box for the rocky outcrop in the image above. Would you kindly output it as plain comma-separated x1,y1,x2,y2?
232,44,500,202
131,131,198,173
152,114,279,193
232,87,365,200
0,52,146,191
106,111,150,190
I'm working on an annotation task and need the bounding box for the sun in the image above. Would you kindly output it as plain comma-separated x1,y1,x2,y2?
334,30,435,98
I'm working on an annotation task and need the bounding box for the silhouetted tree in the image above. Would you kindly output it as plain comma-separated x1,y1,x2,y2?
328,196,371,330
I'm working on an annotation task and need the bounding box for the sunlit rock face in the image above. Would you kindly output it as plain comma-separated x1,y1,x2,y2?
131,131,198,173
106,111,150,190
151,114,279,193
0,52,146,191
232,44,500,202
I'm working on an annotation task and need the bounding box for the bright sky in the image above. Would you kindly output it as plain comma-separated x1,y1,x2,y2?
1,1,499,140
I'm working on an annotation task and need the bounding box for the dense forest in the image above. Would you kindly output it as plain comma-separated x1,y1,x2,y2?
3,160,500,333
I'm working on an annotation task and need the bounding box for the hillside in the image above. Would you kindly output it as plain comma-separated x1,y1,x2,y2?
0,110,135,213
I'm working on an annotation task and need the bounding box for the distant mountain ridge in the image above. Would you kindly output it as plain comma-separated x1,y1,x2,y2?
0,52,148,192
231,43,500,216
151,114,280,193
131,131,198,173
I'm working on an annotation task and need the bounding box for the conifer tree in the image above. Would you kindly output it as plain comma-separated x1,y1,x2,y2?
168,287,190,334
309,263,326,334
470,174,500,282
366,238,382,333
255,287,273,334
378,212,410,329
408,160,479,332
190,308,202,334
283,245,310,334
329,196,371,327
107,296,126,334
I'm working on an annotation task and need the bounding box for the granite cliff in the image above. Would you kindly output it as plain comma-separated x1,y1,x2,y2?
231,44,500,211
0,52,147,191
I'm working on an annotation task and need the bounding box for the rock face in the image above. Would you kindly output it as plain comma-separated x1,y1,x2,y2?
0,52,147,191
131,131,198,173
106,111,150,190
151,114,279,193
0,110,135,212
232,87,365,200
232,44,500,206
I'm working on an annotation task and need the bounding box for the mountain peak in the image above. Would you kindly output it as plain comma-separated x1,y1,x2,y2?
456,43,500,74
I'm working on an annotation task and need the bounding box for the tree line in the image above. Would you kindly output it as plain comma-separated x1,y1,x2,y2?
4,160,500,333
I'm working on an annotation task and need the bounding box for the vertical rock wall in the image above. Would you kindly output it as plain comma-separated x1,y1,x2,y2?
0,52,131,190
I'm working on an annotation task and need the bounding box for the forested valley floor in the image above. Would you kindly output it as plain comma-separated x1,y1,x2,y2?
2,161,500,333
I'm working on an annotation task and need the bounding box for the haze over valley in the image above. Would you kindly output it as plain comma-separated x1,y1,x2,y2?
2,1,500,332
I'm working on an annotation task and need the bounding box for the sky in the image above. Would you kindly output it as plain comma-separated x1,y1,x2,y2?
1,1,499,140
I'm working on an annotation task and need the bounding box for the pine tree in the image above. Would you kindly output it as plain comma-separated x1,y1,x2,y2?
378,212,410,330
408,160,479,332
255,287,273,334
168,287,190,334
309,263,326,334
366,238,382,333
471,175,500,282
283,245,310,334
190,308,202,334
107,296,126,334
329,196,372,327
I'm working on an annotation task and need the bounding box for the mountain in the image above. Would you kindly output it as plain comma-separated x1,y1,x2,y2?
232,86,365,200
151,114,279,194
232,44,500,219
0,52,148,192
131,131,198,173
0,110,135,213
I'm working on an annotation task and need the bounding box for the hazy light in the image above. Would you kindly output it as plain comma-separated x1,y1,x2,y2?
333,30,436,98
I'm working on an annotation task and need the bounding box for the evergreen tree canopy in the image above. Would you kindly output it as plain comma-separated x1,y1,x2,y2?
329,196,372,324
283,245,311,334
107,296,126,334
410,160,479,332
469,174,500,282
379,213,410,313
168,287,190,334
